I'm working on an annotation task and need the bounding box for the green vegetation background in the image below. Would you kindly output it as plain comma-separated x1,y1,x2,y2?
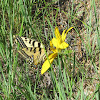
0,0,99,100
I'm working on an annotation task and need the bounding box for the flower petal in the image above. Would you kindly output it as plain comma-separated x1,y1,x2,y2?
41,53,57,74
51,38,59,48
50,40,53,47
62,27,73,41
55,27,61,42
59,42,69,49
51,48,58,53
61,29,66,41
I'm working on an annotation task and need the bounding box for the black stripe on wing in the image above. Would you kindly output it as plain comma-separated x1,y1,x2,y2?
18,49,31,59
16,37,27,48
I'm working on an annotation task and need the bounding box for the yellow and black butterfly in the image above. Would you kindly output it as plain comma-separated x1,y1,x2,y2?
15,36,51,65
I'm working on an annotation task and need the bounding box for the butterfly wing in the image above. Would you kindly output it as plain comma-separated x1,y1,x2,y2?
15,36,52,65
18,47,50,65
16,36,44,48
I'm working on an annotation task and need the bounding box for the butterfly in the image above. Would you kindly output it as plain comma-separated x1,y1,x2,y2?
15,36,51,65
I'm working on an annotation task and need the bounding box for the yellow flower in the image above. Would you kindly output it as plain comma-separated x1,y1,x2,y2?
41,27,73,74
